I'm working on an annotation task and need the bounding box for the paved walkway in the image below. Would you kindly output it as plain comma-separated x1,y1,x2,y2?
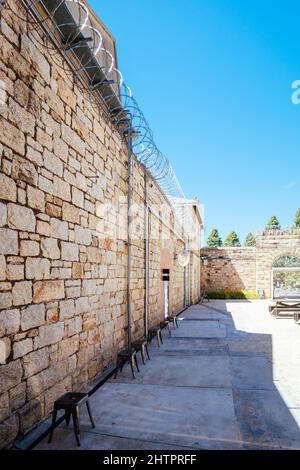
36,300,300,450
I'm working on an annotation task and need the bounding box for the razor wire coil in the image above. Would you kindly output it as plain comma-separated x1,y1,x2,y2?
6,0,201,238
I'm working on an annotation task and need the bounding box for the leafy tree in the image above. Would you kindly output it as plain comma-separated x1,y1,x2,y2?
266,215,280,230
224,231,241,247
294,208,300,228
245,232,256,247
207,228,222,247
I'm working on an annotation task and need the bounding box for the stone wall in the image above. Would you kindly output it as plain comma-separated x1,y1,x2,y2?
201,231,300,297
201,248,256,293
255,230,300,297
0,1,201,448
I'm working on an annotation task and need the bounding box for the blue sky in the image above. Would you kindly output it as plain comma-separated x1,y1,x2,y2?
89,0,300,244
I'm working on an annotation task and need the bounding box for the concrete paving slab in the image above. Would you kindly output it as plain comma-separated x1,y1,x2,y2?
274,381,300,409
154,337,228,356
179,312,228,321
179,320,221,327
230,356,275,391
171,320,227,339
161,347,229,357
76,383,240,450
228,334,272,357
233,389,300,449
159,337,226,349
114,355,232,388
33,300,300,451
36,427,190,450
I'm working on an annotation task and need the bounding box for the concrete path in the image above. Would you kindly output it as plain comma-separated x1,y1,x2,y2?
36,300,300,450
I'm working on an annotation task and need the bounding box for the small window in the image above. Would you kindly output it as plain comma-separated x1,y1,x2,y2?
162,269,170,281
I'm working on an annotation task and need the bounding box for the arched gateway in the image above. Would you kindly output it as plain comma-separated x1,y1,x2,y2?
272,255,300,299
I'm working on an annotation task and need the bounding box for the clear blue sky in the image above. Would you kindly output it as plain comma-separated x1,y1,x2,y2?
89,0,300,244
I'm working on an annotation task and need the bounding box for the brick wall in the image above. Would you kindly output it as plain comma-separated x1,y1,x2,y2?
0,0,201,447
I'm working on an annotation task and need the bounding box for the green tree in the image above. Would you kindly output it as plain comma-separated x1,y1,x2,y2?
224,231,241,247
245,232,256,247
266,215,280,230
294,209,300,228
207,228,222,247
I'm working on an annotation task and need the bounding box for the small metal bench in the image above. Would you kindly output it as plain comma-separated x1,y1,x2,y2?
132,338,150,364
115,348,140,379
160,320,172,338
200,291,210,302
48,392,95,447
147,326,162,347
167,314,179,329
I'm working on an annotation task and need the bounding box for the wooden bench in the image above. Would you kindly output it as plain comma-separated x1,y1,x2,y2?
269,300,300,319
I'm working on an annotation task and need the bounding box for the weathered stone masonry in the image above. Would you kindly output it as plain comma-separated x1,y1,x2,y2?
0,1,202,448
201,231,300,297
201,247,256,293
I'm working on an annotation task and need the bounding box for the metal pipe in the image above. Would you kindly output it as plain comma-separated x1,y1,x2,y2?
144,172,149,338
188,239,191,306
183,263,187,309
127,127,133,352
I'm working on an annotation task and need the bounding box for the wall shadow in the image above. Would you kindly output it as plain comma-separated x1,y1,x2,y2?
198,300,300,449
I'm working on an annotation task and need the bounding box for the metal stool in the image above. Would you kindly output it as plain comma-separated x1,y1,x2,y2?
48,392,95,447
167,315,179,329
115,349,140,379
160,320,172,337
132,338,150,364
201,292,210,302
147,326,162,347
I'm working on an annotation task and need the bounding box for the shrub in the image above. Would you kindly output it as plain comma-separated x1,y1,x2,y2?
207,290,260,300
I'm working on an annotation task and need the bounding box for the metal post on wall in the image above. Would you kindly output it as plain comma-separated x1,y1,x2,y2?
183,259,187,309
187,238,191,306
127,126,133,352
144,171,150,339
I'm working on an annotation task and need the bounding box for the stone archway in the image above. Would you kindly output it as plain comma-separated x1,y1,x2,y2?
255,236,300,298
272,254,300,299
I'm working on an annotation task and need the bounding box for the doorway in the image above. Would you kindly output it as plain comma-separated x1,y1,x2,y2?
162,269,170,318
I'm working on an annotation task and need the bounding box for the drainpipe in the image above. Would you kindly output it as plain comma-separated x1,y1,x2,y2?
188,238,191,306
184,252,187,309
127,127,133,352
144,172,149,338
199,247,201,302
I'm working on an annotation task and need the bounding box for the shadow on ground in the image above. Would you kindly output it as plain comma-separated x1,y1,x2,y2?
35,300,300,450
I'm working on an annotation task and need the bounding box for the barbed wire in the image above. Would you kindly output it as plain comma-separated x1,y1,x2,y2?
8,0,187,204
